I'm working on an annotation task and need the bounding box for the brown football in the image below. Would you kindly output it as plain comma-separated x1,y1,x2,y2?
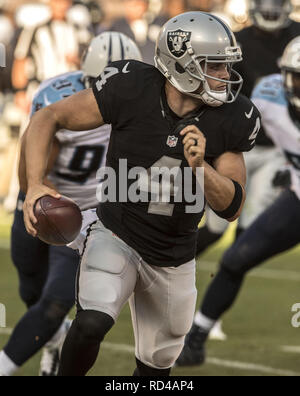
34,195,82,246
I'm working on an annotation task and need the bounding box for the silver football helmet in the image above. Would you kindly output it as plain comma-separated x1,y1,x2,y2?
81,31,143,87
280,36,300,112
248,0,292,32
154,12,243,107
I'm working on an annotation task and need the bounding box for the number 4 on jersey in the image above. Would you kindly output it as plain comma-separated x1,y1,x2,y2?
96,67,119,92
96,63,131,92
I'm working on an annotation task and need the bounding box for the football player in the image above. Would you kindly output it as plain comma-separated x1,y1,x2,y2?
22,12,260,376
177,36,300,367
0,32,142,377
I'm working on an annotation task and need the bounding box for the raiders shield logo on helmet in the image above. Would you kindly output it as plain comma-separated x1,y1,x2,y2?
167,30,192,58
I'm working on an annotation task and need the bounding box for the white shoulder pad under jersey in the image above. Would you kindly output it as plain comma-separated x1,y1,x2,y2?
252,74,300,199
31,71,111,210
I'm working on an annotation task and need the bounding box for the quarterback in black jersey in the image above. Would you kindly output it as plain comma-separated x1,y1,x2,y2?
22,12,259,376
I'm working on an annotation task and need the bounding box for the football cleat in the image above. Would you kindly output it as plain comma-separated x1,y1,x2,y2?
39,319,72,376
39,347,60,377
176,324,208,367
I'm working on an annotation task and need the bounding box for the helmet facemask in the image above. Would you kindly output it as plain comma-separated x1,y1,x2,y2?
184,46,243,106
280,37,300,114
156,45,243,107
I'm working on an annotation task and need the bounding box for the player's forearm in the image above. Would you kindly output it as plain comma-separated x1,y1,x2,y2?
25,108,59,187
202,161,246,220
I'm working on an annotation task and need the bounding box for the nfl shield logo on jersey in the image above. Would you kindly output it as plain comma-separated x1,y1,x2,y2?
167,135,178,148
167,30,192,58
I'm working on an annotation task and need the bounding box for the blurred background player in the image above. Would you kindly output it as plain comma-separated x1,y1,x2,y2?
2,0,93,214
0,31,142,377
177,35,300,367
73,0,104,35
12,0,91,114
179,0,300,351
110,0,156,64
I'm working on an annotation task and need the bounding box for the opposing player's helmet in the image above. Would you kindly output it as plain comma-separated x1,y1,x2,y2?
280,36,300,112
248,0,292,32
82,31,143,87
154,12,243,107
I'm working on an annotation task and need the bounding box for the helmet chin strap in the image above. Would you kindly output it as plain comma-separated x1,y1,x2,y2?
200,89,227,107
175,81,227,107
199,81,228,107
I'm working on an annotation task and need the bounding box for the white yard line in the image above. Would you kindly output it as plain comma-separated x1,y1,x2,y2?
102,342,300,377
198,261,300,282
0,330,298,376
0,327,12,335
205,357,299,377
280,346,300,354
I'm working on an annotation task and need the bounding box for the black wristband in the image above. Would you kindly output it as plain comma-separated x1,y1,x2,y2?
213,180,243,219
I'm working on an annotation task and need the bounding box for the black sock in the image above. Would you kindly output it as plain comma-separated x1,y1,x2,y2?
196,226,223,256
133,358,171,376
58,310,114,376
201,267,245,320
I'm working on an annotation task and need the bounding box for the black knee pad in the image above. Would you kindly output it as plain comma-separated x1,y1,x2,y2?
74,310,114,343
133,358,171,376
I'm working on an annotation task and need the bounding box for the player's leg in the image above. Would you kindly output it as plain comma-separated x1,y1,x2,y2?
130,260,197,375
0,193,49,376
196,207,228,256
58,220,138,376
2,245,78,375
38,245,79,376
177,189,300,366
3,209,99,375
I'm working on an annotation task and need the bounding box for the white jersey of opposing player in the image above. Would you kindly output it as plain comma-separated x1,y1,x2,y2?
31,71,110,210
252,74,300,200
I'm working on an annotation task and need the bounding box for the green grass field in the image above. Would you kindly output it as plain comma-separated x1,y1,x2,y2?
1,211,300,376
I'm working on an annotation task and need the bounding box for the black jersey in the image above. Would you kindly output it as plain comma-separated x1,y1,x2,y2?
235,21,300,145
92,60,260,267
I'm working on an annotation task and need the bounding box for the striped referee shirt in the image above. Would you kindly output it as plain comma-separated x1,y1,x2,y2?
14,19,82,84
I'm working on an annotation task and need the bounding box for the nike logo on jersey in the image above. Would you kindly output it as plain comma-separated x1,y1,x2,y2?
245,106,254,119
122,62,130,74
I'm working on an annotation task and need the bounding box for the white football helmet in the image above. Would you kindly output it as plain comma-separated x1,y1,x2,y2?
248,0,292,32
280,36,300,112
81,31,143,87
154,12,243,107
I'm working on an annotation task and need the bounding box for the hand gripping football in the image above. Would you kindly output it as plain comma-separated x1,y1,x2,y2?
34,195,82,246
